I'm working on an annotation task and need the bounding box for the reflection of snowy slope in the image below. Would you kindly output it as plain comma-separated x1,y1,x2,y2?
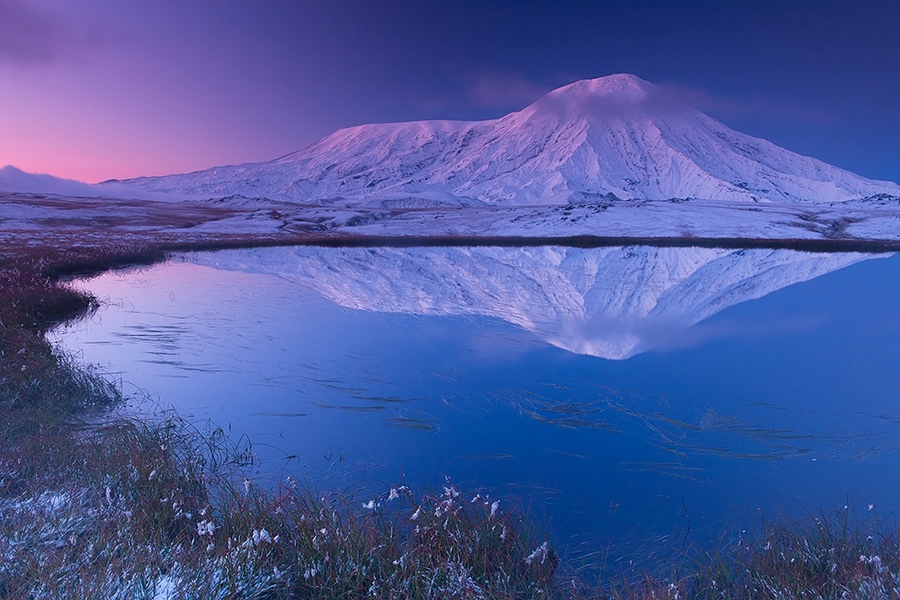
118,74,900,206
189,246,874,359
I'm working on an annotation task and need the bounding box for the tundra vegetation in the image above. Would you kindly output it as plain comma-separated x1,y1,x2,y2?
1,242,899,599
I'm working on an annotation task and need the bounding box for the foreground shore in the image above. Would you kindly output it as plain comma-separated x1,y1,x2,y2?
2,199,900,598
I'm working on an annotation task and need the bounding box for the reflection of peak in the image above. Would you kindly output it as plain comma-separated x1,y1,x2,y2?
189,246,875,360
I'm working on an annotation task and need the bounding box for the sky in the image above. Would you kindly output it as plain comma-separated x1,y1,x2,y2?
0,0,897,184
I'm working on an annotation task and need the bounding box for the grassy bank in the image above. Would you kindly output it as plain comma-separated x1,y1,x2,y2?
2,245,900,598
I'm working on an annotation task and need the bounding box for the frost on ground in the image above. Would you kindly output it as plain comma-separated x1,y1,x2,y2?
5,192,900,260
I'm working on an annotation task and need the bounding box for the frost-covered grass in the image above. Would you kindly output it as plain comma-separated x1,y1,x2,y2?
604,508,900,600
0,408,558,599
2,421,550,595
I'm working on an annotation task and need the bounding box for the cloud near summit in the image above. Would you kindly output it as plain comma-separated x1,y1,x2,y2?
464,72,551,110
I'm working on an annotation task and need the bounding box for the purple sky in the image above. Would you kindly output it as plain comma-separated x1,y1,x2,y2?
1,0,898,184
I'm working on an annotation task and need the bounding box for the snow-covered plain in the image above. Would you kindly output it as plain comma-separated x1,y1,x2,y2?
5,191,900,253
225,197,900,244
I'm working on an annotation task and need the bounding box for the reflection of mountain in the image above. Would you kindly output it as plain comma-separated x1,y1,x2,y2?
189,246,874,359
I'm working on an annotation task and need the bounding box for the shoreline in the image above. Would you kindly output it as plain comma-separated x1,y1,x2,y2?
180,233,900,253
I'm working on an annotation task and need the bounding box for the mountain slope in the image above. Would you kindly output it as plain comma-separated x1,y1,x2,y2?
116,74,900,206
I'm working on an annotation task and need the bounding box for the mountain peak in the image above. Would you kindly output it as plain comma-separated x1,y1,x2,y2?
521,74,664,121
547,74,655,103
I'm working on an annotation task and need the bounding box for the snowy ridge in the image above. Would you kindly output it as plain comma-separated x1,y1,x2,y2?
188,246,876,359
116,74,900,206
0,165,190,202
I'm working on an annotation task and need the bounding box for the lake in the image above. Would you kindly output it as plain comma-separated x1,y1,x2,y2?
51,245,900,568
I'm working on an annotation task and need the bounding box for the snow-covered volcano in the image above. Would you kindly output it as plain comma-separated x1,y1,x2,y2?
116,74,899,206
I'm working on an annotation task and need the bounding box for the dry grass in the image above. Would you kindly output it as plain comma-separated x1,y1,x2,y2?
602,508,900,600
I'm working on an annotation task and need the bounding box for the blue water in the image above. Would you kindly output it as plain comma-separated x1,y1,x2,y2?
53,247,900,568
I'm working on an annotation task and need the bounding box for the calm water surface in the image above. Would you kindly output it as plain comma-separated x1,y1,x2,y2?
52,246,900,566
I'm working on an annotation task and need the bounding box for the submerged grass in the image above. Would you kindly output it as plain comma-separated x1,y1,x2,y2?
3,244,900,598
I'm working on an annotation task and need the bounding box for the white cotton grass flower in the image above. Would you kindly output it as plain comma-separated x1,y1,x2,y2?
362,500,376,510
388,488,400,502
490,501,499,518
252,528,272,545
197,520,216,537
148,469,157,481
525,542,551,566
435,498,454,518
410,507,422,520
